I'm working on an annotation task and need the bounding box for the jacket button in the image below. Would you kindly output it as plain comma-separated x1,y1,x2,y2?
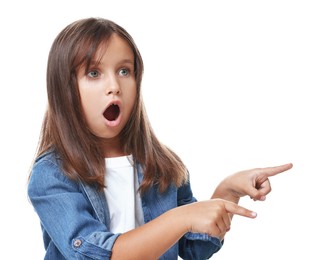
73,239,82,248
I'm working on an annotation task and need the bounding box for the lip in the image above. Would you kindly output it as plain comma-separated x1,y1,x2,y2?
102,99,122,127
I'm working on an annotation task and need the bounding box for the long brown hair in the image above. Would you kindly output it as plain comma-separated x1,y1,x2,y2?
33,17,188,193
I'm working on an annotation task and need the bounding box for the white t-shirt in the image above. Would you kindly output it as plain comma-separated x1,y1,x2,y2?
104,155,144,233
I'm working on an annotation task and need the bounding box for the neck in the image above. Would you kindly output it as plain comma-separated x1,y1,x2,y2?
100,136,127,158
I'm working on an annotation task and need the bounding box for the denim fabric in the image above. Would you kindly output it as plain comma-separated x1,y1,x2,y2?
28,150,222,259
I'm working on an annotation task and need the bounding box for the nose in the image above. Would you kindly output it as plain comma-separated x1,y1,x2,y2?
105,73,120,95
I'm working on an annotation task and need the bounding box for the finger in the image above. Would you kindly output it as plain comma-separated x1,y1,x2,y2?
250,193,267,201
215,219,228,236
213,211,231,234
208,224,222,238
257,181,271,195
257,163,293,178
221,212,231,231
224,201,257,219
251,179,271,200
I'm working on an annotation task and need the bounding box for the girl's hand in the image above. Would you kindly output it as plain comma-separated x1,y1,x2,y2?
182,199,257,239
213,163,293,202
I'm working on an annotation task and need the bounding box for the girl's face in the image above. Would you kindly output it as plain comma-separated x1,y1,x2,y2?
77,34,137,140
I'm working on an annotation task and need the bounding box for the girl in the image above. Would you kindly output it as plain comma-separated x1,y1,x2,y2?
27,17,292,260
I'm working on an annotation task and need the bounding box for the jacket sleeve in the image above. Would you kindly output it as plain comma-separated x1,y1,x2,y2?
177,176,223,260
27,155,119,260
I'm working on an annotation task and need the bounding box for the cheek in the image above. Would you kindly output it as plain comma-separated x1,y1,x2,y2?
79,90,101,124
126,87,137,114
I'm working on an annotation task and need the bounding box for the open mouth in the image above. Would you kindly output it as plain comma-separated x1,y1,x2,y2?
103,104,120,121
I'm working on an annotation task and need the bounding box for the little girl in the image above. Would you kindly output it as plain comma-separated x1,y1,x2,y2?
27,17,292,260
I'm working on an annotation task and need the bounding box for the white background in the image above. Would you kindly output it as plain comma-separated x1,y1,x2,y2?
0,0,308,259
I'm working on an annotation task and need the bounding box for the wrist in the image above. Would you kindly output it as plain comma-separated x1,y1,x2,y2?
172,204,194,233
212,179,240,204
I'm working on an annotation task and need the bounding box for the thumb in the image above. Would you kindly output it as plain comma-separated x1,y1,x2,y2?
246,184,265,201
224,201,257,219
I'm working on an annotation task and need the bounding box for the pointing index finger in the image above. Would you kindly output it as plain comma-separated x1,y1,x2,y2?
258,163,293,178
224,201,257,219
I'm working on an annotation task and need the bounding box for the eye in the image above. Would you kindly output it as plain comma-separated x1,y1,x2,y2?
87,70,100,78
118,68,130,77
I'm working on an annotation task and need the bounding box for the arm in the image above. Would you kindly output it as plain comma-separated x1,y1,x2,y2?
111,205,185,260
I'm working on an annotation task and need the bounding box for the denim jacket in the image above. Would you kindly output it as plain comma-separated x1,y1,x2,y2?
28,150,222,259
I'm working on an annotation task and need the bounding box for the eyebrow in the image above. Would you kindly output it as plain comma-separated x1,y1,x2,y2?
90,59,134,66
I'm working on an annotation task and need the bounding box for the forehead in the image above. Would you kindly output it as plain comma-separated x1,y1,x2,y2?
94,34,134,63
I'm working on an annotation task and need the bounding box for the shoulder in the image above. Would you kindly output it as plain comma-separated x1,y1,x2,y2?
33,149,62,169
31,149,64,181
28,149,80,198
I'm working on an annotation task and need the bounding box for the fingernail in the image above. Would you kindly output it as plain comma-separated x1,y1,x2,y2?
260,196,266,201
251,211,257,217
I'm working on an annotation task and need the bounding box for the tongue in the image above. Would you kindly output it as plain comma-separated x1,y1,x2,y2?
103,104,120,121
